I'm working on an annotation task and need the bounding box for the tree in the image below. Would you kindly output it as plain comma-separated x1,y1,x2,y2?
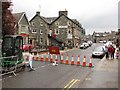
2,1,16,37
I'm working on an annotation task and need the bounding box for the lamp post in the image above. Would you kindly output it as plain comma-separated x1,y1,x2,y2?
72,26,75,48
49,29,52,46
37,29,40,50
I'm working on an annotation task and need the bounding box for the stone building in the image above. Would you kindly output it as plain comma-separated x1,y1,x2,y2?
29,10,85,49
92,31,117,43
13,12,29,45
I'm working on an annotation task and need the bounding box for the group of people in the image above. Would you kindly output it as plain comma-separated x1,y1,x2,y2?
104,44,119,59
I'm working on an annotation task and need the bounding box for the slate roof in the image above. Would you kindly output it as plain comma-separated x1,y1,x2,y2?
13,12,25,23
41,16,57,24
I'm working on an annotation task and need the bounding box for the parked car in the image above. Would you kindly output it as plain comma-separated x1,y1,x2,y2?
80,43,89,49
87,41,93,46
22,44,33,51
92,46,105,59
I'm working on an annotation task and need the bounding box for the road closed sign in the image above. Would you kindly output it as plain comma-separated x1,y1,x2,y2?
48,46,60,54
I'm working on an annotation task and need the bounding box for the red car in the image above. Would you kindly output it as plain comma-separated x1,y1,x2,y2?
22,44,33,51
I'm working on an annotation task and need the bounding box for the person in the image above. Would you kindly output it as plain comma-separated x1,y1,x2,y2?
116,49,119,59
104,46,109,59
28,52,35,71
111,45,115,59
108,45,113,60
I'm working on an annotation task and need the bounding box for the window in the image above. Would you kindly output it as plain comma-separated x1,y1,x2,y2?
55,22,59,26
40,38,43,43
67,21,71,26
40,29,43,34
55,29,59,34
32,29,37,33
67,29,71,34
31,22,35,26
40,22,43,26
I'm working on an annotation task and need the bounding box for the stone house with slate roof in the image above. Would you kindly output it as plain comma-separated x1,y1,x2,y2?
13,12,29,45
29,10,85,49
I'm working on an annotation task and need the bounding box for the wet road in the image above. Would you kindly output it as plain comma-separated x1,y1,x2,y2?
2,43,103,88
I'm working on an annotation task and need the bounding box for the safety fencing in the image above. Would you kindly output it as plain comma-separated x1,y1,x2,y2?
26,52,94,68
0,56,18,76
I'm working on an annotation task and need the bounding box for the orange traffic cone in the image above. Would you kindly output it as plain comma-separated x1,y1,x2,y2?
65,54,69,65
36,53,39,61
60,53,64,64
89,56,93,67
45,52,49,62
50,54,53,63
40,54,44,61
77,55,80,66
71,55,74,65
82,55,86,67
55,54,58,62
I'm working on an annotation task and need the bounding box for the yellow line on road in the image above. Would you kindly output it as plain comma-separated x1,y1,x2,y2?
63,79,75,89
67,79,78,89
63,79,80,90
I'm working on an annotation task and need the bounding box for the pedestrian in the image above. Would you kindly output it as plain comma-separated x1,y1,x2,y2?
116,49,119,59
111,45,115,59
108,45,113,60
28,52,35,71
104,46,109,59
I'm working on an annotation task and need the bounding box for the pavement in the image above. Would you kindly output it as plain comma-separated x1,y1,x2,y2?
79,56,119,88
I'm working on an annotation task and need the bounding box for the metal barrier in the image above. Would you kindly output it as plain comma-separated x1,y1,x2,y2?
0,56,18,76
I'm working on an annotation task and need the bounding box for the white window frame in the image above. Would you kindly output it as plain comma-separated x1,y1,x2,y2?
40,29,43,34
31,22,35,26
55,29,59,35
67,29,71,34
40,22,43,26
32,29,37,33
40,38,43,43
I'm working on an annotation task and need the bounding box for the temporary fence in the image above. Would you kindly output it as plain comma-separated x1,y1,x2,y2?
0,56,18,76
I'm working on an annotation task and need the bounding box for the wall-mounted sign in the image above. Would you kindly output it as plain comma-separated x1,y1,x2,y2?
58,26,68,28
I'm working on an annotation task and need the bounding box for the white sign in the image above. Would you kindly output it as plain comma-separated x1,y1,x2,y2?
67,34,72,39
58,26,68,28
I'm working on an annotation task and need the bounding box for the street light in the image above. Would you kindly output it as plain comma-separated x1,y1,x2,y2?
49,29,52,46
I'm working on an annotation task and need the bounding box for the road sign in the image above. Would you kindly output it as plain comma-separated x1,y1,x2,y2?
48,46,60,54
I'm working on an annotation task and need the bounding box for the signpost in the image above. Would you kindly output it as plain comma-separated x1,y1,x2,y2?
48,46,61,62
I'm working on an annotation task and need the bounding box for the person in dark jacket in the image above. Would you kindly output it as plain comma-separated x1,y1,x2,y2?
104,46,109,59
111,45,115,59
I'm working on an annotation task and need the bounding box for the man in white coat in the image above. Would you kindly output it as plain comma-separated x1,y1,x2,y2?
28,52,35,71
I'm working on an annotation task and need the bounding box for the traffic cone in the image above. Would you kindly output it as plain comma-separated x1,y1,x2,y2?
65,54,69,65
55,54,58,62
36,52,39,61
60,53,64,64
77,55,80,66
71,55,74,65
82,55,86,67
89,56,93,67
50,54,53,63
40,54,44,61
45,52,49,62
53,54,58,66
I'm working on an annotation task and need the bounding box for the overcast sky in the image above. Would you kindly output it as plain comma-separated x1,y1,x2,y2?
12,0,119,35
